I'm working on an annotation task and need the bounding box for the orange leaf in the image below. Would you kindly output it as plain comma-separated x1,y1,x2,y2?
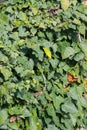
67,74,78,82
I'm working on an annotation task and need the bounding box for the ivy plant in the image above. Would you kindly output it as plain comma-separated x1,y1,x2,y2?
0,0,87,130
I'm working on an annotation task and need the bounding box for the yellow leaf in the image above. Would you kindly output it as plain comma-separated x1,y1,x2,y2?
45,19,51,24
0,41,3,48
39,23,45,28
32,78,37,84
0,44,3,48
18,39,25,46
14,20,21,27
58,21,68,27
73,18,81,25
43,47,52,59
32,8,38,15
85,56,87,61
61,0,70,11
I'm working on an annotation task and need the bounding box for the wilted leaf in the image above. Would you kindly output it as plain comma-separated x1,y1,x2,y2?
83,0,87,5
34,91,43,98
9,116,16,123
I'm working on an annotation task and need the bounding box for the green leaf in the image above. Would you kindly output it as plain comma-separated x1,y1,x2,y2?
47,125,59,130
80,97,87,108
0,41,4,48
0,13,9,24
8,122,19,130
69,87,78,100
29,109,42,130
74,52,84,61
17,11,28,22
48,71,55,80
79,42,87,56
0,52,8,63
29,117,37,130
8,106,25,115
61,0,70,11
73,18,81,25
0,85,8,97
0,0,87,129
70,0,77,5
0,109,8,125
62,100,78,114
28,59,34,70
47,104,56,117
32,8,38,15
81,61,87,70
0,66,12,80
31,28,37,35
49,59,59,69
78,24,85,35
53,95,64,110
62,47,75,59
21,108,31,118
70,114,77,126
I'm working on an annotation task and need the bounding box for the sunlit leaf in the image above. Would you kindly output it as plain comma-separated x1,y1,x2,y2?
73,18,81,25
0,66,12,80
61,0,70,11
32,8,38,15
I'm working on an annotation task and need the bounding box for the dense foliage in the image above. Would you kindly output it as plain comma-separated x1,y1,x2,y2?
0,0,87,130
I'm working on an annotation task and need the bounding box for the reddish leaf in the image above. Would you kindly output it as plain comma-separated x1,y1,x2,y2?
67,74,78,82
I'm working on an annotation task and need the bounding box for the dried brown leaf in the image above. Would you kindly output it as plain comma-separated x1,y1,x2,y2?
34,91,43,98
9,116,16,123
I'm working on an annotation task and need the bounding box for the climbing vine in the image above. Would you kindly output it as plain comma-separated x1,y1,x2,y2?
0,0,87,130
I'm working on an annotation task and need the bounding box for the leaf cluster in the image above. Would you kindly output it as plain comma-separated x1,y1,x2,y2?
0,0,87,130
